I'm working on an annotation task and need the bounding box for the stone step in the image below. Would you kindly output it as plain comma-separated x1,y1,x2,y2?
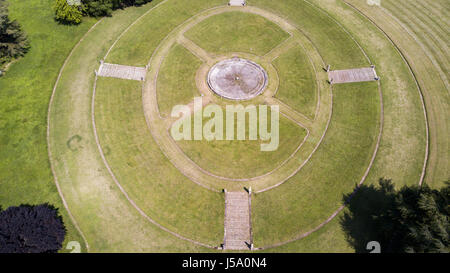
97,62,147,81
224,191,252,250
226,200,249,206
229,0,246,7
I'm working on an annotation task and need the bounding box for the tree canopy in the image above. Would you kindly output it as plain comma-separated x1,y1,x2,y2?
0,0,29,67
0,204,66,253
53,0,153,24
341,179,449,253
53,0,83,24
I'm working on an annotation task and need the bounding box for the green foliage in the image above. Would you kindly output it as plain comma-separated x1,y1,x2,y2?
342,179,450,253
81,0,153,17
52,0,153,23
82,0,113,17
0,0,29,66
53,0,83,24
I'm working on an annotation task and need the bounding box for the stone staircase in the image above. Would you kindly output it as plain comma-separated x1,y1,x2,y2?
97,62,147,81
229,0,246,7
224,191,252,250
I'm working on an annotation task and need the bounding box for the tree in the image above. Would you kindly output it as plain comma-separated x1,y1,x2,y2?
0,0,29,66
341,179,449,253
53,0,83,24
394,181,449,252
53,0,154,22
82,0,113,17
0,204,66,253
80,0,153,17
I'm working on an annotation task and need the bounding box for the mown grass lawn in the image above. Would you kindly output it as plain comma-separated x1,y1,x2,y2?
176,108,307,179
48,0,227,251
106,0,225,66
343,0,448,188
95,77,225,245
252,82,381,247
157,44,203,117
273,45,317,119
0,0,96,252
3,0,440,253
185,11,290,56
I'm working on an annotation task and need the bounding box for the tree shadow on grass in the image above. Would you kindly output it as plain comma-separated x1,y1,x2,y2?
340,178,396,253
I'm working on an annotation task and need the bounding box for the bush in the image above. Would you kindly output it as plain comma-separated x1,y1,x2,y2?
53,0,153,24
0,0,29,66
0,204,66,253
81,0,153,17
82,0,113,17
53,0,83,24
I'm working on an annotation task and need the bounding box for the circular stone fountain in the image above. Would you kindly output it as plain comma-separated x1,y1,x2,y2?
207,58,268,100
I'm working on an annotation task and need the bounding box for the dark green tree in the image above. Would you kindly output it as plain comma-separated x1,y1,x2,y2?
0,204,66,253
394,181,449,252
341,179,449,253
81,0,153,17
82,0,113,17
0,0,29,66
53,0,153,22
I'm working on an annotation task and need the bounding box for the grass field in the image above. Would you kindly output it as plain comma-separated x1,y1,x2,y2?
184,11,290,56
252,81,381,246
176,108,308,178
106,0,225,66
95,77,224,245
157,44,203,117
0,0,97,252
2,0,446,253
273,45,318,119
342,0,448,187
47,0,225,252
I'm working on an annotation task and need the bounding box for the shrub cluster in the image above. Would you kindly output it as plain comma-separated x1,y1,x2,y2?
53,0,153,24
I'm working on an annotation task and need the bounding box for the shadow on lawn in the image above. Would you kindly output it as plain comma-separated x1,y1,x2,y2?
340,178,396,253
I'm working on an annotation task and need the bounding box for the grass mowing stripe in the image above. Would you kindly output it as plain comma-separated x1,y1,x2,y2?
341,0,442,186
384,0,449,77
